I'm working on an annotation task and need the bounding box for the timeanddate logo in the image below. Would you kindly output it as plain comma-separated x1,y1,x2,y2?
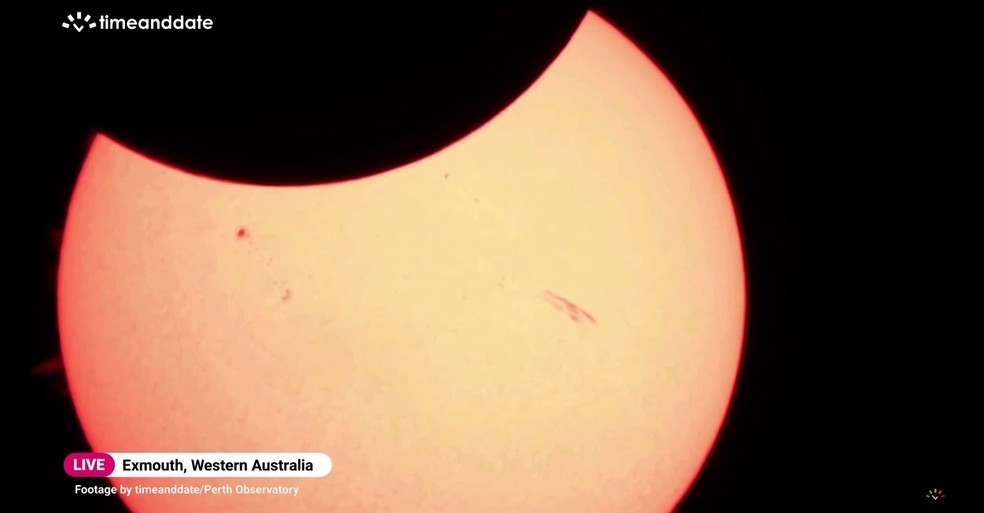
61,11,214,32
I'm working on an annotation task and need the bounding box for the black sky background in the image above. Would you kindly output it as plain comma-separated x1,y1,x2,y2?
27,2,971,511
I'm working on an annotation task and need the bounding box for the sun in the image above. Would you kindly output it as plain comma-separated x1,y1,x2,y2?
58,10,744,513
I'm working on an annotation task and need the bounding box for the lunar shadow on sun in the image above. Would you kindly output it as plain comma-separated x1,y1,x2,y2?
85,6,592,187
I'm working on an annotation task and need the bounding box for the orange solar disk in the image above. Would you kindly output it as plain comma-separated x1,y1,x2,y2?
59,11,745,513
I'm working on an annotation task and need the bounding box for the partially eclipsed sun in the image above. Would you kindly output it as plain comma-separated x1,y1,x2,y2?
58,11,745,513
